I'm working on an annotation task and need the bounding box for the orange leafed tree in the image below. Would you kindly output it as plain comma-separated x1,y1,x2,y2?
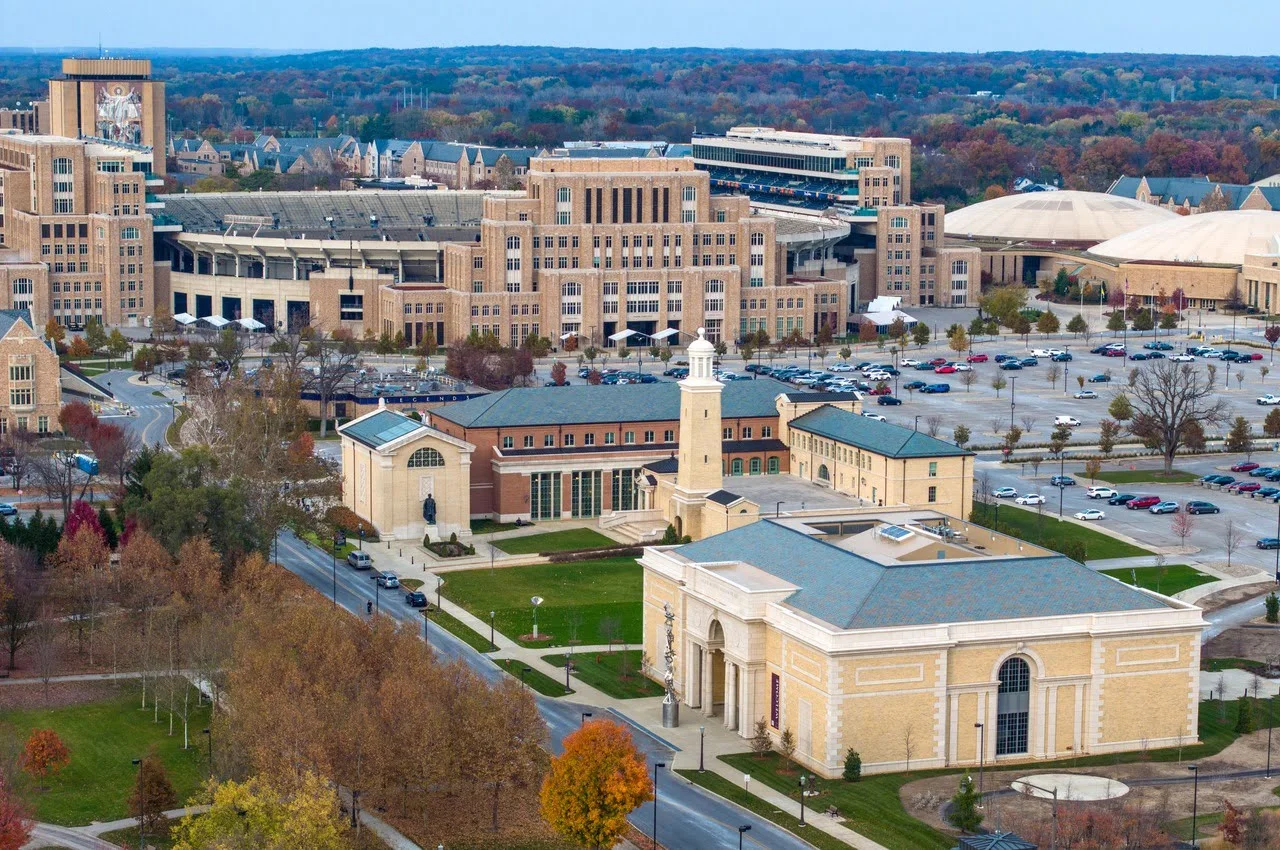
0,776,32,850
540,719,653,850
20,729,70,791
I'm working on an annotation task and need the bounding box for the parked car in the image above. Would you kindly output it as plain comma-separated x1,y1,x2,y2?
1128,352,1150,361
1054,415,1082,427
1257,394,1280,405
1249,467,1276,477
920,383,951,394
1016,494,1045,505
1231,461,1260,472
865,370,893,381
1051,352,1073,362
1149,500,1180,514
1102,349,1127,357
1228,481,1261,493
992,487,1018,499
0,503,16,517
915,361,939,371
903,380,927,391
1087,486,1117,500
405,590,428,608
899,359,921,368
1089,345,1111,354
928,357,948,367
1088,374,1112,383
1143,341,1174,351
861,413,887,422
867,384,892,396
375,571,401,588
1073,389,1098,399
877,395,902,406
1258,487,1280,498
952,363,974,372
1169,353,1195,362
1126,495,1161,509
1075,508,1106,521
1108,493,1138,506
993,354,1015,363
934,364,957,374
1020,357,1039,367
967,353,989,363
1000,360,1024,371
1030,348,1052,357
1146,351,1167,359
347,551,373,570
1050,475,1077,487
1186,501,1221,515
1257,537,1280,549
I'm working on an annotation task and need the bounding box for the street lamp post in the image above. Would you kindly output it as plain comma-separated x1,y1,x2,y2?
652,761,666,850
581,712,593,727
358,524,364,551
564,654,572,693
519,666,530,689
489,610,496,651
374,576,381,617
1267,694,1274,779
1188,764,1200,846
738,825,752,849
1273,497,1280,585
798,774,807,825
423,607,429,643
914,415,921,432
974,722,985,803
699,725,706,772
1013,778,1059,850
1009,376,1017,429
132,758,145,850
436,575,444,610
331,537,338,608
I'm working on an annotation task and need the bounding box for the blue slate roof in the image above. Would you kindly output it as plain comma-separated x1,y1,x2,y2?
673,521,1167,630
341,409,424,449
0,309,33,339
1108,175,1280,212
790,405,971,459
431,379,792,429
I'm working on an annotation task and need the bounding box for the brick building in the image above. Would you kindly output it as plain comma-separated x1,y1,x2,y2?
0,309,61,437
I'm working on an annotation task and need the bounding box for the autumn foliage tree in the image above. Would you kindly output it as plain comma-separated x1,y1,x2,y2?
540,719,653,850
20,728,70,791
129,750,178,838
0,777,32,850
172,772,348,850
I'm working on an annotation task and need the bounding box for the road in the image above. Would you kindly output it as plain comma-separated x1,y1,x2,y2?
99,368,178,448
272,530,813,850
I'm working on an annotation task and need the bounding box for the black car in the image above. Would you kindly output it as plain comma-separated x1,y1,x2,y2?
1020,357,1039,367
994,354,1014,362
1107,493,1137,506
915,362,938,371
1000,360,1023,371
877,395,902,406
1186,501,1221,515
405,591,428,608
1051,352,1073,362
1089,345,1111,354
903,380,927,391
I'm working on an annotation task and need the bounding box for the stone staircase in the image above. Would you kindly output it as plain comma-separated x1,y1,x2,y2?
599,510,668,545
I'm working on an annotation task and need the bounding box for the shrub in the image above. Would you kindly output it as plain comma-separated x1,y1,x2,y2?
1235,696,1256,734
325,505,379,541
1266,593,1279,624
779,727,797,760
750,719,772,758
842,748,862,782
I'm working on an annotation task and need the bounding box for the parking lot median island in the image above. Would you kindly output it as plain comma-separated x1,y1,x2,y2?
970,502,1150,560
1094,469,1201,484
427,607,497,653
1099,564,1216,596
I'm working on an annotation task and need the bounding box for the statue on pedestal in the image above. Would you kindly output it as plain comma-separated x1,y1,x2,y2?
661,602,679,727
422,494,437,525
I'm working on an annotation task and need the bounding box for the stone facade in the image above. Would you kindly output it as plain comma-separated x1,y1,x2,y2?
48,59,166,176
0,310,61,437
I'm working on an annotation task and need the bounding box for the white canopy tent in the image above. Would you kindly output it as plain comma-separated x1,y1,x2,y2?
199,315,231,329
608,329,641,343
649,328,680,342
235,317,267,331
172,312,197,325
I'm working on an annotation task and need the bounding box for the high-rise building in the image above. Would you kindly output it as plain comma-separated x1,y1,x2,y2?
48,58,167,176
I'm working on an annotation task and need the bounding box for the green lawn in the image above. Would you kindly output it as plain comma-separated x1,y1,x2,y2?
300,528,359,561
1202,657,1272,675
471,518,522,534
493,658,572,697
677,769,851,850
717,699,1280,850
970,502,1149,560
719,753,952,850
1100,564,1216,596
541,650,665,699
440,558,642,648
427,607,496,653
1093,468,1201,484
493,528,619,555
400,578,424,591
0,692,212,826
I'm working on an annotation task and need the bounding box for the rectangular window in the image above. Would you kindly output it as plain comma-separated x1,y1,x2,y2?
544,434,555,447
663,430,674,442
928,462,938,478
524,435,534,448
624,431,635,445
563,433,575,447
584,433,596,446
604,432,615,445
928,486,938,503
643,430,655,443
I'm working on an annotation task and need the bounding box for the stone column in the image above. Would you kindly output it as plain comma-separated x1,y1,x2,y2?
724,662,738,731
702,650,715,718
686,642,702,709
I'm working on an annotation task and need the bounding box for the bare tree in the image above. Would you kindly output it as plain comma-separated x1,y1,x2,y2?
925,415,944,437
31,613,60,705
1127,360,1230,473
902,724,916,773
306,330,361,437
1047,363,1062,388
1,428,36,493
1020,415,1038,433
960,370,977,392
30,452,96,514
1223,519,1243,571
989,417,1005,436
1171,510,1195,550
0,542,42,670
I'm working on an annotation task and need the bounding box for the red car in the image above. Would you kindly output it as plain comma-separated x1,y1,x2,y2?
1103,349,1127,357
1229,481,1261,492
1126,495,1161,510
967,353,989,363
867,384,892,396
1250,353,1264,361
928,357,948,367
934,364,957,374
1232,461,1260,472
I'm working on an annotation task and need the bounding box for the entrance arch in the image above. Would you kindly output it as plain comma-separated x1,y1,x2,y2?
707,620,726,718
995,657,1031,756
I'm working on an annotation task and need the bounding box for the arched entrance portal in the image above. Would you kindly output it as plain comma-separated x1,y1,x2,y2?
995,657,1031,756
707,620,726,718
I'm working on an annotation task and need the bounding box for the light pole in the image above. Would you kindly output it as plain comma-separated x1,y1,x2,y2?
202,727,212,776
974,722,985,804
1267,694,1274,779
374,575,381,617
423,607,430,643
519,666,531,689
331,535,338,608
1273,497,1279,585
132,758,145,850
436,575,444,610
358,523,364,551
798,774,807,825
652,761,666,850
1188,764,1200,846
1012,778,1059,850
914,415,921,432
489,610,496,651
1009,376,1017,429
580,712,593,728
564,654,572,693
699,725,706,772
738,825,752,849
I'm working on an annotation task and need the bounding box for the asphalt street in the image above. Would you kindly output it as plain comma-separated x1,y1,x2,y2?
273,529,812,850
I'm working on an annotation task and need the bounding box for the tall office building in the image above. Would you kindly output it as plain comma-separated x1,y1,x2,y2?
48,58,167,176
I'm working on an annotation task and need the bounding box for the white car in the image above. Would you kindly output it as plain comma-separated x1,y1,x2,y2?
1054,415,1082,427
952,363,973,372
1201,349,1223,358
1170,353,1195,362
1105,342,1126,350
1073,389,1098,399
991,487,1018,498
1048,349,1066,357
862,413,887,422
830,363,854,372
1030,348,1051,357
901,358,921,367
865,371,892,381
1258,394,1280,406
1087,486,1116,500
1075,508,1106,521
1016,494,1046,506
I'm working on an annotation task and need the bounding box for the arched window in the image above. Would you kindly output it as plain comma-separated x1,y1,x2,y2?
891,216,908,229
817,464,829,481
407,447,445,468
952,259,969,276
995,657,1031,756
561,281,581,297
52,157,73,175
506,236,521,251
767,456,780,474
750,232,765,246
557,187,571,203
730,458,744,476
749,457,761,475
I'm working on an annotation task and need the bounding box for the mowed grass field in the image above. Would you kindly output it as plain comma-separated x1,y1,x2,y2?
492,528,619,555
440,557,642,648
971,501,1149,559
2,691,212,825
1100,564,1216,596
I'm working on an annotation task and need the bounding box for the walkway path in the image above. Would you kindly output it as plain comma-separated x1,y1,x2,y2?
23,806,209,850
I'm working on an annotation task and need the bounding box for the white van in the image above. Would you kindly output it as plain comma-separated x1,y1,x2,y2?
1054,415,1081,427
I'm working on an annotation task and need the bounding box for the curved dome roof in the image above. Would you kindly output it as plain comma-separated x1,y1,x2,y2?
1088,209,1280,266
944,190,1176,244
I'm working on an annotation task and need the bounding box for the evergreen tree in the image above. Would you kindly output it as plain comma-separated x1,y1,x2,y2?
1107,311,1127,334
1132,310,1155,331
842,749,862,782
1224,416,1255,456
947,774,984,832
1066,314,1088,335
1265,408,1280,438
96,505,118,550
1234,696,1256,734
1108,393,1133,422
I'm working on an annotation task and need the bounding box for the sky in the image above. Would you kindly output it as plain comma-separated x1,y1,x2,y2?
1,0,1276,55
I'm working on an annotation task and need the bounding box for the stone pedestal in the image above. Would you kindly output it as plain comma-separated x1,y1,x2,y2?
662,697,680,728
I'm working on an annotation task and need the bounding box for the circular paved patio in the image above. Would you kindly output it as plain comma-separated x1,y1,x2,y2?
1011,773,1130,801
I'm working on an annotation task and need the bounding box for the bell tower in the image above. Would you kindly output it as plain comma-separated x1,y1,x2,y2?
676,328,724,493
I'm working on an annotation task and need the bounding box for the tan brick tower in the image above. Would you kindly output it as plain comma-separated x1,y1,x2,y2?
670,327,723,538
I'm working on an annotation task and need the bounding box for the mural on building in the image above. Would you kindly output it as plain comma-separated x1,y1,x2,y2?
96,84,143,145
